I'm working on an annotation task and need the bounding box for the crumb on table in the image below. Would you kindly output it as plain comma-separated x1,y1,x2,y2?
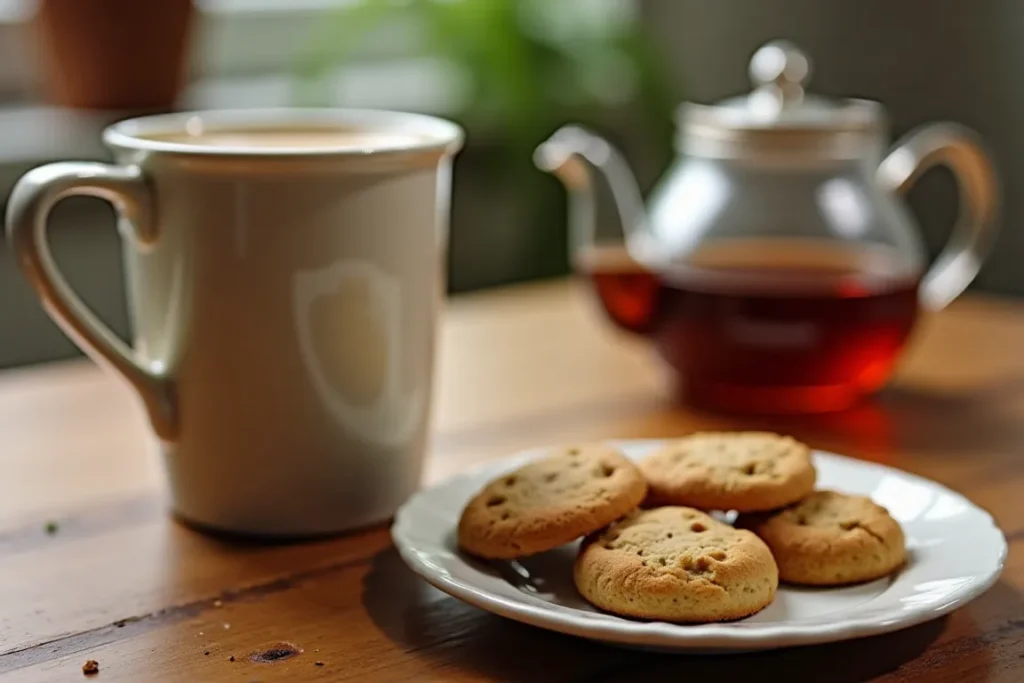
82,659,99,675
44,520,59,535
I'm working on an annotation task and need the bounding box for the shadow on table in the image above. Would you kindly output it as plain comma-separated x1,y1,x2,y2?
362,546,1002,682
877,377,1024,453
724,374,1024,462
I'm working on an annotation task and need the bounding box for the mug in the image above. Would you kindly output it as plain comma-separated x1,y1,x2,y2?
6,109,464,536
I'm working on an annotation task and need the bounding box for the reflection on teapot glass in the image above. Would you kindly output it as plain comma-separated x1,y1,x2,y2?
580,240,920,413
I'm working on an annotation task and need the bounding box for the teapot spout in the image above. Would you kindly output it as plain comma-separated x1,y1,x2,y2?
534,126,648,261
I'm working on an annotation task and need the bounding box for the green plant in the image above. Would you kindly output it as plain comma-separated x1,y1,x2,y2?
295,0,676,153
295,0,677,290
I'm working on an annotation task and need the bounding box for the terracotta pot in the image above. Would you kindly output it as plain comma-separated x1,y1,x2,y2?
35,0,194,111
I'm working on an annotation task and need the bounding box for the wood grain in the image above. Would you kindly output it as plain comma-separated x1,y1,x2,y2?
1,279,1022,681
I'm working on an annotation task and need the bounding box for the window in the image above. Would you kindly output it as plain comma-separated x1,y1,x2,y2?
0,0,465,164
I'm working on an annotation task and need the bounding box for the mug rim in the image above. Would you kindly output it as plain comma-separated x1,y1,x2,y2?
103,108,465,158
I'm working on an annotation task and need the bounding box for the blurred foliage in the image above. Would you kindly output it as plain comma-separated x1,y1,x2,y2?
295,0,676,290
295,0,676,155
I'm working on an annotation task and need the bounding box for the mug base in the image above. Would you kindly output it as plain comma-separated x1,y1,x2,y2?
171,508,393,542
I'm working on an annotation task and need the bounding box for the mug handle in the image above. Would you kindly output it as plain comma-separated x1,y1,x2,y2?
5,162,176,440
876,123,999,311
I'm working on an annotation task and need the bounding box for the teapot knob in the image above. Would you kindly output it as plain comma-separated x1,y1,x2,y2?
749,40,811,111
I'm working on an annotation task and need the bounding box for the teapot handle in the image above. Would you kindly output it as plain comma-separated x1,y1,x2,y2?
876,123,999,310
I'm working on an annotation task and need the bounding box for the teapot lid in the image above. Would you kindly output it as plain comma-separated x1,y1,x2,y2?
680,41,884,160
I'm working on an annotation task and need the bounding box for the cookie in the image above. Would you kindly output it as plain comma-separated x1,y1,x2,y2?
639,432,816,512
741,490,906,586
457,444,647,559
574,507,778,622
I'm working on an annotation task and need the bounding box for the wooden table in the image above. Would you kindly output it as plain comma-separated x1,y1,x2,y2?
1,280,1022,682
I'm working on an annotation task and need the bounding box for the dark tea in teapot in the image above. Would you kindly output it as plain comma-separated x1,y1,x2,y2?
580,239,921,413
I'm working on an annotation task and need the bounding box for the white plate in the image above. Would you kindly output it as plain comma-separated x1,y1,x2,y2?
392,441,1007,652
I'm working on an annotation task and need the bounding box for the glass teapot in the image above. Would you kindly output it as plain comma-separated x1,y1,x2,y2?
535,41,999,414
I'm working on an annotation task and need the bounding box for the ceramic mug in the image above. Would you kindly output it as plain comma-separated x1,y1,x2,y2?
5,109,464,536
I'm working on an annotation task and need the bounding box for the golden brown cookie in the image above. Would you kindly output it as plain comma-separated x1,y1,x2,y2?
639,432,816,512
574,507,778,622
457,444,647,559
741,490,906,586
